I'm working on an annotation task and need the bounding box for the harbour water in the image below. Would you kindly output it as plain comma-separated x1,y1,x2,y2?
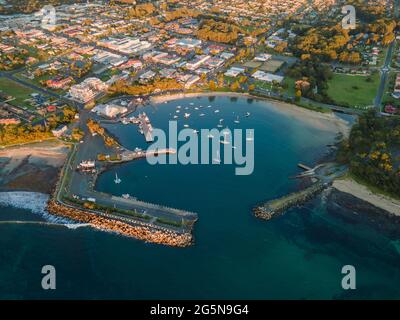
1,96,400,299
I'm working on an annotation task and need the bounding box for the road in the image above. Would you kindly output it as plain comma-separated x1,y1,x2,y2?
374,0,399,110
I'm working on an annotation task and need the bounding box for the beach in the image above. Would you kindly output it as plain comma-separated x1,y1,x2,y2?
0,140,70,194
333,178,400,217
150,92,352,138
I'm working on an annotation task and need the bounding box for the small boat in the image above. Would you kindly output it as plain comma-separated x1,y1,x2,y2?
122,194,130,199
207,105,212,108
213,150,221,164
220,139,230,145
217,119,224,128
234,116,240,124
114,173,121,184
184,124,189,128
173,115,178,119
246,132,254,142
214,110,220,113
207,134,214,139
199,113,205,117
176,110,180,113
177,105,181,109
189,102,194,106
193,129,199,134
194,107,199,110
184,113,191,119
245,112,251,117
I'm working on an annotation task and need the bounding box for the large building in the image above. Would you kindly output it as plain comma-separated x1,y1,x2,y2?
92,104,128,118
69,78,108,104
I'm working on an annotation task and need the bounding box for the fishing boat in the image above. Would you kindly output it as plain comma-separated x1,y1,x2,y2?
114,173,121,184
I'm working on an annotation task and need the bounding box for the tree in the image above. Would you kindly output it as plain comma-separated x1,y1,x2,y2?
209,80,217,91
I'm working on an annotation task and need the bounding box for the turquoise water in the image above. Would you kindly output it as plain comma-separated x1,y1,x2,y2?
1,96,400,299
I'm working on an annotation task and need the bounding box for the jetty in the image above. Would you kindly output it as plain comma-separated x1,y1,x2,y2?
253,182,327,220
113,148,176,163
120,112,154,142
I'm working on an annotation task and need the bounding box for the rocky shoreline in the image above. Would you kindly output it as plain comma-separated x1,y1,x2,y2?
46,200,193,247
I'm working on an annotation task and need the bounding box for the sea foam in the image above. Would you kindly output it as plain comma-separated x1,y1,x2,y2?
0,191,89,228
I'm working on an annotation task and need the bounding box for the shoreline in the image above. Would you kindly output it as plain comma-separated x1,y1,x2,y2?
332,178,400,217
0,140,70,194
150,91,352,138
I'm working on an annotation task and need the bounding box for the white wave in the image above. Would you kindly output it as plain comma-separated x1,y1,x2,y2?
0,191,84,227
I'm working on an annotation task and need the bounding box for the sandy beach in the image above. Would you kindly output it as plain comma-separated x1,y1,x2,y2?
150,92,352,137
0,140,70,194
333,178,400,217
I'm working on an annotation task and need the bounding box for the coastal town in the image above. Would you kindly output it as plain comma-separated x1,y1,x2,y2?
0,0,399,246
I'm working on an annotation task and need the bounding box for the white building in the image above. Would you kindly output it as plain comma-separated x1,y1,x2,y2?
186,55,211,71
92,104,128,118
69,78,108,104
225,67,246,77
252,71,284,83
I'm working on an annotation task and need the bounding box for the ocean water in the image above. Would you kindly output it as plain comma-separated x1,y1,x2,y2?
1,96,400,299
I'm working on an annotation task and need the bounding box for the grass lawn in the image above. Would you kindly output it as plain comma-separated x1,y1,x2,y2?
327,73,380,107
0,77,37,108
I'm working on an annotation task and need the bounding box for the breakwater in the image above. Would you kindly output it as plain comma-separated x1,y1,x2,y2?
253,182,327,220
46,200,193,247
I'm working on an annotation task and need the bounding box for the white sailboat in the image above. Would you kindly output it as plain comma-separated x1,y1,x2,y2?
246,132,254,142
220,130,230,145
114,173,121,184
213,150,221,163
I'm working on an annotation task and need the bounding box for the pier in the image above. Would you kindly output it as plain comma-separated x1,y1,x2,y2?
253,183,327,220
114,148,176,163
120,112,154,142
253,163,348,221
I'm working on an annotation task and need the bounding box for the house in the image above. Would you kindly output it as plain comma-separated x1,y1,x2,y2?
52,125,68,138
